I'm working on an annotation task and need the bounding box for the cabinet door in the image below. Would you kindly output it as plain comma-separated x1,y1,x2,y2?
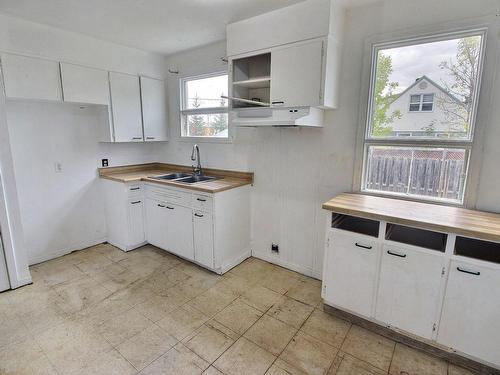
1,53,62,101
140,76,168,141
61,63,109,105
375,246,445,339
145,199,166,248
438,260,500,366
270,40,323,107
323,230,380,318
193,211,214,268
165,204,194,260
128,199,145,246
109,72,143,142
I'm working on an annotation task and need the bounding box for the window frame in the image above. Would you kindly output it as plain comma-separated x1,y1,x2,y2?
179,71,231,142
408,93,434,112
358,28,487,206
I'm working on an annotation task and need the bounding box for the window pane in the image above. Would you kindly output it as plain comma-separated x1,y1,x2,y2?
369,34,483,139
184,75,228,110
421,102,433,111
182,113,228,137
409,104,420,112
364,146,467,202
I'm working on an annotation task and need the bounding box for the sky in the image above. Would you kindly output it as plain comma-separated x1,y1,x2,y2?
380,37,462,95
185,74,228,109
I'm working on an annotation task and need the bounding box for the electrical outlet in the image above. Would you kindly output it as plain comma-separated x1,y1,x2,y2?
54,162,63,173
102,159,109,167
271,243,279,253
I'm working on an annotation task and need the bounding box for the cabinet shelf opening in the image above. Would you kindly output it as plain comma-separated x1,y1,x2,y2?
331,214,380,237
455,236,500,264
385,224,447,252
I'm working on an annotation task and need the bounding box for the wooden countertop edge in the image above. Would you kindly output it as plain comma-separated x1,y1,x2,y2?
98,163,253,193
322,194,500,243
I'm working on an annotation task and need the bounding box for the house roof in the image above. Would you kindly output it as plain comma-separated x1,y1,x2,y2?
390,75,463,105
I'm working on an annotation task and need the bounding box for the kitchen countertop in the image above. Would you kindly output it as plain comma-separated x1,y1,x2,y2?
99,163,253,193
323,193,500,242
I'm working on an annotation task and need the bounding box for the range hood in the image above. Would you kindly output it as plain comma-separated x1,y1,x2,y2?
231,107,324,127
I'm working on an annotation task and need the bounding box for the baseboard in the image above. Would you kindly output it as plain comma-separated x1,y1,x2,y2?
323,304,500,375
220,248,252,274
251,250,317,278
28,237,107,265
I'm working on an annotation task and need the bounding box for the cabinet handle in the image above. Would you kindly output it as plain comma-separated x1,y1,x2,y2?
387,250,407,258
272,101,284,105
194,213,204,218
157,204,165,208
196,198,207,202
130,187,140,191
146,137,155,140
457,267,480,276
166,206,174,210
130,200,141,204
355,243,372,250
132,137,142,140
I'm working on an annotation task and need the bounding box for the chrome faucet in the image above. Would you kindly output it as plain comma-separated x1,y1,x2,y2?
191,144,202,176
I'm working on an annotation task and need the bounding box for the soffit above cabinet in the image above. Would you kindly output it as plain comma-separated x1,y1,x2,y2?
226,0,344,57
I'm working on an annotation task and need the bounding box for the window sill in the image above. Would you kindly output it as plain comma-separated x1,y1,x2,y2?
177,135,234,144
359,189,465,207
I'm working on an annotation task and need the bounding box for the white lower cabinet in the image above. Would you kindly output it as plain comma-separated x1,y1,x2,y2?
193,211,214,269
128,199,146,246
323,229,380,318
437,260,500,367
164,203,194,260
145,199,166,249
375,245,445,339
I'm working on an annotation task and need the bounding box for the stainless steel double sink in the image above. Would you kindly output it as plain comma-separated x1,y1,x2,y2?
150,172,217,184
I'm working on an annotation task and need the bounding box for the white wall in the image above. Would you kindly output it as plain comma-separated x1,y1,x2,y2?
163,0,500,278
0,14,168,266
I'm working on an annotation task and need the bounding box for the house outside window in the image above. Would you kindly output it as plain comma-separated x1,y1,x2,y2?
361,30,486,204
180,72,229,138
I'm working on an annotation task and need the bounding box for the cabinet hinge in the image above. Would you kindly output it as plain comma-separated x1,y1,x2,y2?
323,284,327,293
432,323,437,332
326,237,330,247
441,267,445,276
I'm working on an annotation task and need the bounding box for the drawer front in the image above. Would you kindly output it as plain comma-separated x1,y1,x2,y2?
145,184,191,207
126,183,143,197
192,194,213,212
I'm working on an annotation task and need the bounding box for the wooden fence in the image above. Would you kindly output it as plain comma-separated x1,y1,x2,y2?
365,148,465,200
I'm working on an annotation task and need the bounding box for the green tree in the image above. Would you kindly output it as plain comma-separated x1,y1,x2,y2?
210,94,228,136
438,36,481,133
188,94,206,136
372,53,401,136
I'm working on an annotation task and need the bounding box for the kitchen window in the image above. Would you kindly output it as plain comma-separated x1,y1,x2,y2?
361,30,486,204
180,72,229,139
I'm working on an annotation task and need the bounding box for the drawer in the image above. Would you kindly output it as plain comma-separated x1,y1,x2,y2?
145,184,191,207
192,193,213,211
126,183,143,197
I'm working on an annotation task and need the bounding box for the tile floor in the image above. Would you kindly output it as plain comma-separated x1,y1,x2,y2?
0,243,478,375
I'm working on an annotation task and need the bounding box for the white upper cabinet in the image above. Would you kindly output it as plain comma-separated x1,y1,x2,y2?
140,76,168,142
375,246,445,339
0,53,62,101
109,71,144,142
60,63,109,105
270,40,324,108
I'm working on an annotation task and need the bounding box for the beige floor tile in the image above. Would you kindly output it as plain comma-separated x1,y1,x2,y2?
389,344,447,375
142,267,188,295
214,337,276,375
244,314,297,356
301,309,351,348
98,307,153,346
280,331,338,375
203,366,224,374
75,253,114,275
214,299,263,335
188,286,237,317
73,293,133,327
91,263,142,292
171,273,221,299
0,339,58,375
448,364,478,375
267,295,314,329
135,289,190,322
329,351,387,375
341,326,395,372
20,303,69,335
69,349,137,375
258,265,301,294
140,343,209,375
117,324,177,371
0,310,31,349
31,260,86,287
53,275,113,314
118,254,162,277
157,304,210,341
286,278,322,306
266,358,309,375
241,285,281,312
177,261,221,280
217,273,258,296
184,320,238,363
112,279,156,307
100,245,132,262
229,258,275,284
